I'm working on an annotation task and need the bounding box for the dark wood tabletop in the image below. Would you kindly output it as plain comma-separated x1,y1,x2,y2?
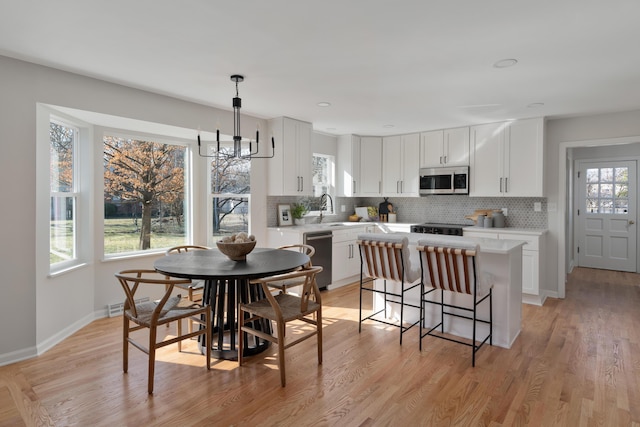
153,247,310,281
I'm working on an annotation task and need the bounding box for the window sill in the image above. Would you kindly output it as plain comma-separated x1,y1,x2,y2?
48,262,89,278
101,249,166,262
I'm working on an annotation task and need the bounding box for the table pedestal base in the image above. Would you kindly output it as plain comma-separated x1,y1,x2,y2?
200,278,271,360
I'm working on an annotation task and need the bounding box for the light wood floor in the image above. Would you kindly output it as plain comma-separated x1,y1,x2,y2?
1,267,639,426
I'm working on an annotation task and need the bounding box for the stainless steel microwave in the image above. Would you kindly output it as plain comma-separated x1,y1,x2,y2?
419,166,469,195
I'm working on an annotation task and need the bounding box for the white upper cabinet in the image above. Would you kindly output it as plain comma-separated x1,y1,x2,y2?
358,136,383,196
268,117,313,196
337,134,361,197
382,133,420,196
506,118,545,197
470,118,544,197
420,127,470,168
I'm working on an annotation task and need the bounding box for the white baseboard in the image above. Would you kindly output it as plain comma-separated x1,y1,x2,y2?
36,311,100,356
522,293,544,306
0,346,38,367
1,310,109,367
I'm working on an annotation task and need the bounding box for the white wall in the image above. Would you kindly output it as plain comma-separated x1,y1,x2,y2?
0,55,269,364
545,110,640,298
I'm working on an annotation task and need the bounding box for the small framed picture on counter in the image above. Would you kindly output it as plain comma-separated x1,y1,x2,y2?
278,204,293,226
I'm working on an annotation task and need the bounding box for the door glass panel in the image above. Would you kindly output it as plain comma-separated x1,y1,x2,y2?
585,166,629,214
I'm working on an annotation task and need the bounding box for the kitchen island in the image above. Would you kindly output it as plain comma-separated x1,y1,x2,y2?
368,232,524,349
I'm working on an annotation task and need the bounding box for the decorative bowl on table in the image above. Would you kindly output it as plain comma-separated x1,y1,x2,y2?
216,233,257,261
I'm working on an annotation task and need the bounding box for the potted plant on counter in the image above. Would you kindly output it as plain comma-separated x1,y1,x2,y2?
291,203,308,225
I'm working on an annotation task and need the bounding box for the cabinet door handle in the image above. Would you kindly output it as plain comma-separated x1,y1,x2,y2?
444,155,447,164
439,156,443,164
504,177,508,193
499,177,503,193
300,176,303,192
353,180,356,194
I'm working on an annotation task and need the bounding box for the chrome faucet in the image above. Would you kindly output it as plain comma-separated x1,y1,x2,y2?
318,193,334,223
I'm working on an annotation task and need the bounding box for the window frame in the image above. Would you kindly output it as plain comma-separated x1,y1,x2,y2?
207,143,251,246
49,116,81,272
307,152,335,216
101,129,191,258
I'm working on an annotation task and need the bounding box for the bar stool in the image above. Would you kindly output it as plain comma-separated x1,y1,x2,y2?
356,233,421,345
416,236,492,366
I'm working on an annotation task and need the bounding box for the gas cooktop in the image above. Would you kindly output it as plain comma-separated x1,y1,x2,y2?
410,223,466,236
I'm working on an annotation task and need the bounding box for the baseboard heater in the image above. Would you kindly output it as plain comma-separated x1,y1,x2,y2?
107,297,150,317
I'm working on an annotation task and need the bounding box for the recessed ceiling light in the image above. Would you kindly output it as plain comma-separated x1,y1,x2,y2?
493,58,518,68
383,124,395,128
527,102,545,108
317,102,331,107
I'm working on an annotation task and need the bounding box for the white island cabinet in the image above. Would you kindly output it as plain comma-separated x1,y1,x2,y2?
370,233,524,349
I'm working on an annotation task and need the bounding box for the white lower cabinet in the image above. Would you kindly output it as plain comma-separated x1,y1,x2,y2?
331,225,372,288
463,229,546,305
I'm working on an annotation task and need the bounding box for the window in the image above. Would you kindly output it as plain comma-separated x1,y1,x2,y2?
585,166,629,214
209,146,251,242
307,153,335,214
103,134,187,255
50,119,78,266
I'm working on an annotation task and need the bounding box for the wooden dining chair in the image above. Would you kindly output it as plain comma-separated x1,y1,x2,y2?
238,266,323,387
115,269,211,394
250,244,316,295
165,245,211,302
416,237,492,367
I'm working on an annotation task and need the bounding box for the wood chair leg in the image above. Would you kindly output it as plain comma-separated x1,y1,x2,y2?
148,325,157,394
317,310,323,365
277,321,286,387
123,316,129,373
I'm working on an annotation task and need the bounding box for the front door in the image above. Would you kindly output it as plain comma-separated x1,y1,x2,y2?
576,160,637,272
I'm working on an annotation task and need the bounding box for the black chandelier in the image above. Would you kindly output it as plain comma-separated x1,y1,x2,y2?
197,74,275,159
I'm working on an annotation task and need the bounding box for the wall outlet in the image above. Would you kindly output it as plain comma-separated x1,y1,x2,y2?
534,202,542,212
341,205,346,212
502,208,508,216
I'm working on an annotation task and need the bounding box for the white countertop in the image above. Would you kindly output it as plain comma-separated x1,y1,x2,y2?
267,222,413,233
462,226,548,236
399,232,525,255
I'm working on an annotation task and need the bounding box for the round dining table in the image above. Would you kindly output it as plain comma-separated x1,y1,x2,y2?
154,247,309,360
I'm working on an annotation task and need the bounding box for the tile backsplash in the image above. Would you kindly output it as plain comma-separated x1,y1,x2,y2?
267,195,548,229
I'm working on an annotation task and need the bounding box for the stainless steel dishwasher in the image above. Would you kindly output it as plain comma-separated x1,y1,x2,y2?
303,230,332,290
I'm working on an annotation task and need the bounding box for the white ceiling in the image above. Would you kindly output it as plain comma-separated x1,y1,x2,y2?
2,0,640,136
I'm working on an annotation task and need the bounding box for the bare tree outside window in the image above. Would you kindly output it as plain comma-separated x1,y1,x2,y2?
104,136,186,253
210,147,250,238
50,121,77,264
